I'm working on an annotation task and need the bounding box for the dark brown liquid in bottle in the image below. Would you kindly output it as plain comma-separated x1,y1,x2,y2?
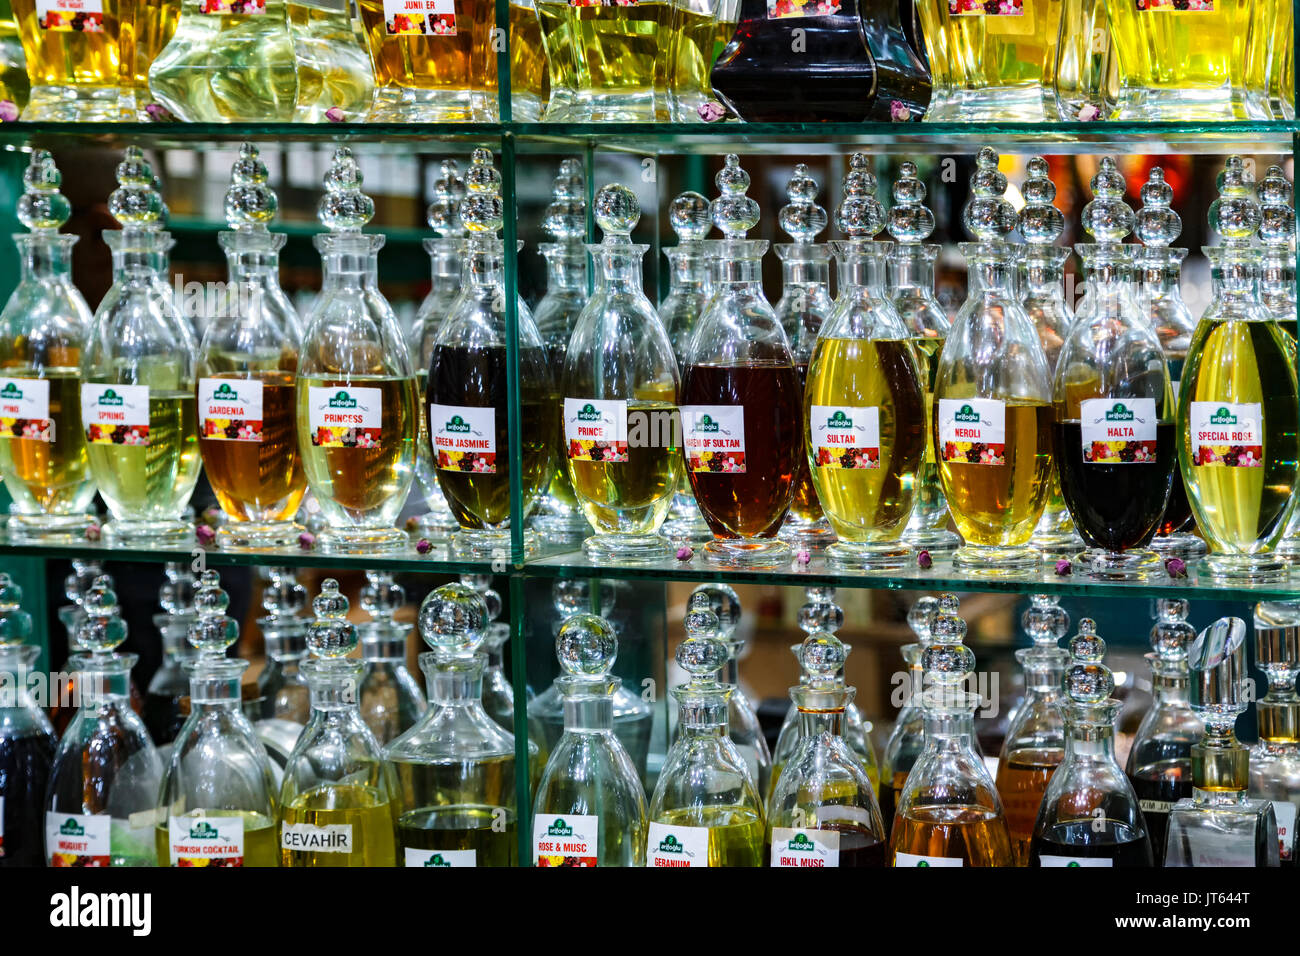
0,730,56,866
1029,821,1154,867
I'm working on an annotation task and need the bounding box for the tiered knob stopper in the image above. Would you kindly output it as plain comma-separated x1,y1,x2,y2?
543,159,585,243
1064,619,1115,704
962,147,1017,243
691,583,742,652
711,154,759,240
17,150,70,234
907,595,939,649
1150,598,1196,662
778,163,827,245
836,153,884,240
427,159,466,238
260,566,308,621
1136,168,1181,249
887,161,935,245
678,592,729,689
669,190,711,243
109,146,165,230
318,146,374,233
1080,156,1135,244
1019,156,1065,248
461,147,504,244
1209,156,1262,248
1022,593,1070,649
0,574,32,647
922,593,976,702
224,143,278,233
158,562,197,618
76,575,128,656
1257,164,1295,253
798,586,844,636
307,579,359,660
187,570,239,658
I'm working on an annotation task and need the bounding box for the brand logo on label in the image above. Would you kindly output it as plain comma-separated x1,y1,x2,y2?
95,389,124,406
1104,403,1135,421
546,819,574,837
424,854,451,867
187,821,220,840
953,404,980,423
59,818,85,836
211,382,241,402
444,414,471,433
0,382,22,399
576,403,601,422
825,410,853,429
1209,407,1238,425
696,414,720,432
787,832,816,852
656,834,685,854
327,390,358,409
1067,861,1081,867
916,860,929,867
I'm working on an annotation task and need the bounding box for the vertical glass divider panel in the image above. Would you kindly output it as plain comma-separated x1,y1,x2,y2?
496,0,513,122
503,133,525,566
508,573,533,864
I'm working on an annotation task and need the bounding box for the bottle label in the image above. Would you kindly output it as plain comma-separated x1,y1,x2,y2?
937,398,1005,465
46,813,111,867
1188,401,1263,467
568,0,640,6
281,822,353,854
35,0,105,31
533,814,599,867
199,378,263,442
894,851,963,867
770,828,840,867
767,0,842,19
647,822,710,867
404,847,476,866
1179,828,1258,866
307,385,383,448
564,399,629,462
168,816,245,866
384,0,456,35
1139,799,1173,814
81,383,150,446
0,378,52,443
200,0,267,13
1272,801,1296,861
1139,0,1213,11
1079,398,1158,464
1038,854,1113,867
810,405,881,469
949,0,1023,14
680,405,745,474
430,403,496,473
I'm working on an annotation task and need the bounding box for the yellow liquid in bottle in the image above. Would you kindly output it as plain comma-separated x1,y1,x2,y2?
568,0,672,119
12,0,121,89
155,810,279,867
567,399,681,535
0,369,95,520
88,390,201,521
652,806,765,867
280,784,397,867
892,804,1014,866
287,0,374,121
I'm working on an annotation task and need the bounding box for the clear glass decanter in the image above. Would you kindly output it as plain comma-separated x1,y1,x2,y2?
532,613,649,867
0,150,96,541
296,146,418,554
50,558,105,736
254,566,311,726
12,0,131,121
357,569,426,746
143,562,197,746
880,595,936,832
197,142,306,551
461,573,526,735
287,0,374,121
82,147,200,545
1249,601,1300,864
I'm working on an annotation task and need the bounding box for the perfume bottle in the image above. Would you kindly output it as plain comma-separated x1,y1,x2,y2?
880,596,936,831
888,161,958,555
562,183,680,564
49,558,108,736
546,0,673,121
198,143,306,551
1165,616,1280,867
82,148,201,546
1054,156,1175,580
1178,157,1299,583
429,148,553,559
807,154,925,569
296,147,418,555
461,574,524,735
1029,620,1154,866
255,566,311,725
0,150,96,541
891,593,1013,866
667,0,733,120
288,0,375,121
534,0,575,120
507,0,548,121
532,613,649,867
46,575,164,866
681,155,800,568
278,580,398,867
0,0,29,112
144,562,197,746
12,0,131,120
157,571,279,867
386,582,520,867
357,570,426,746
1257,165,1296,336
119,0,181,118
1249,601,1300,863
1053,0,1114,120
935,149,1053,575
647,594,764,867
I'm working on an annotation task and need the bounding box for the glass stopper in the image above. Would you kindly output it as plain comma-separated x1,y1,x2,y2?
1135,167,1181,249
153,174,170,227
317,145,374,233
907,595,939,648
1022,593,1069,649
1080,156,1135,244
887,161,934,245
1150,598,1196,662
690,583,741,642
158,562,197,616
460,147,504,242
1209,156,1262,247
556,613,617,676
17,149,70,234
76,575,128,655
0,574,32,647
108,145,165,229
669,190,711,242
777,163,827,245
260,566,307,620
798,586,843,636
836,153,884,240
543,158,586,243
362,570,405,625
188,569,239,657
1065,619,1114,703
551,578,614,621
923,592,975,687
594,182,639,244
962,147,1016,243
1018,156,1064,247
418,582,487,657
306,578,358,660
678,593,728,685
460,574,502,624
1257,164,1295,251
1187,617,1249,724
799,629,846,686
427,158,466,238
224,142,277,233
64,559,103,608
710,153,759,240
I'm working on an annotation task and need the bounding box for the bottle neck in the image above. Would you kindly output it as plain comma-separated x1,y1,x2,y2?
1020,246,1069,296
1138,246,1186,298
797,706,846,739
1017,646,1068,692
1256,697,1300,744
15,233,76,282
106,227,173,281
921,696,979,750
1148,656,1191,706
709,239,767,288
665,243,709,293
1076,244,1133,289
558,675,619,732
1062,699,1120,758
302,658,364,712
540,243,588,293
1259,247,1296,307
0,644,40,705
1206,247,1263,301
420,651,486,705
961,242,1019,297
1191,724,1249,795
673,684,731,733
186,664,245,709
319,246,381,290
889,242,939,292
70,653,135,703
588,243,648,293
832,240,892,294
426,236,465,283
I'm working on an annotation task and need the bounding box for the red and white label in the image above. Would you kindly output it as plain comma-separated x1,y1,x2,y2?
1189,401,1263,467
35,0,104,31
564,398,628,462
949,0,1022,13
200,0,266,13
0,378,51,442
770,828,840,867
168,816,245,866
82,383,150,446
894,850,963,867
1140,0,1213,10
384,0,456,35
647,822,710,867
199,378,263,442
404,847,476,866
1080,398,1158,464
811,405,880,469
307,385,382,449
938,397,1005,465
533,814,599,867
681,405,745,474
430,403,495,474
1273,801,1296,861
46,813,111,867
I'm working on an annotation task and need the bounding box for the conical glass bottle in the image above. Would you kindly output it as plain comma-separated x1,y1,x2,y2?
935,148,1053,575
83,148,200,546
357,570,426,746
879,596,936,832
0,150,96,542
198,143,306,551
1178,156,1300,583
50,558,107,736
296,146,418,555
681,155,800,568
12,0,130,121
254,566,311,725
532,613,649,867
144,562,197,746
278,579,398,867
890,593,1013,866
287,0,374,121
385,582,520,867
461,573,524,735
157,570,279,867
46,574,163,866
562,182,680,564
647,593,764,867
1250,601,1300,863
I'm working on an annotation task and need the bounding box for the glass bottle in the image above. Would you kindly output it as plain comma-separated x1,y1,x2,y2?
546,0,673,121
935,148,1053,575
119,0,181,118
1250,600,1300,864
462,573,522,735
647,593,764,867
50,558,105,736
535,0,576,120
428,148,553,559
532,613,649,867
0,574,57,867
287,0,374,121
157,570,279,867
0,0,29,112
1178,156,1299,583
1165,616,1280,867
0,150,96,542
807,154,925,569
46,575,163,866
386,582,520,867
11,0,130,120
255,566,311,726
198,143,306,552
667,0,734,120
681,155,800,568
144,562,197,746
357,569,426,746
296,146,418,555
879,596,936,832
1053,0,1114,120
278,580,398,867
1029,620,1154,865
562,183,680,564
1054,156,1174,580
507,0,548,121
891,593,1014,866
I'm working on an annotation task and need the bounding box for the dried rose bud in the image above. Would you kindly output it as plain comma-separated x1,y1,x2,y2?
85,523,102,542
298,531,316,551
1165,557,1187,579
917,549,933,570
795,549,811,566
1055,559,1072,576
675,546,693,561
195,524,215,546
0,101,18,123
415,538,433,555
325,107,346,123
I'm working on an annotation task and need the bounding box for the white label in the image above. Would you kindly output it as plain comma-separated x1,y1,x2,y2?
938,398,1006,464
681,405,746,474
430,403,496,474
383,0,456,35
0,378,51,442
1188,401,1263,467
1139,799,1173,814
281,822,354,854
307,385,383,448
1273,801,1297,861
1079,398,1158,464
810,405,881,469
1181,829,1258,867
647,822,710,867
1038,854,1113,867
46,813,111,866
168,816,245,866
404,847,476,867
199,378,264,442
564,398,628,462
894,850,963,867
35,0,105,31
770,827,840,868
82,383,150,445
199,0,267,13
533,814,599,867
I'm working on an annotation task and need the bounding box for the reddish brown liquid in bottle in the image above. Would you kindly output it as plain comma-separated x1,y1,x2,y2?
996,750,1062,866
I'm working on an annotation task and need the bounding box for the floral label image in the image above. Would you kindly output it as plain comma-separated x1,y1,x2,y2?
533,815,599,867
1080,397,1158,463
811,405,880,469
35,0,104,31
168,817,245,867
938,397,1006,464
647,822,710,867
199,378,263,442
404,847,477,867
949,0,1022,15
430,403,495,473
384,0,456,34
681,404,745,473
1189,401,1263,467
564,398,629,462
1138,0,1213,11
308,385,382,448
201,0,266,13
81,383,150,446
767,0,842,18
46,813,111,867
569,0,640,7
0,378,52,443
770,828,840,868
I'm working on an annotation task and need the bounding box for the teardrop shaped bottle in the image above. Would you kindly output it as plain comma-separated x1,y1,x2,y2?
357,570,427,746
879,596,937,831
144,562,197,745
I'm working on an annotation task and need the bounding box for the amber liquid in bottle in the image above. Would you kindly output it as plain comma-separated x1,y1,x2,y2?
12,0,121,88
357,0,495,111
788,361,821,524
892,805,1015,866
996,750,1061,866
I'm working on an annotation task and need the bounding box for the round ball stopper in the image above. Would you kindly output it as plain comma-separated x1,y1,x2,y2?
799,630,845,682
962,147,1016,243
551,578,614,620
1210,156,1262,244
318,146,375,233
594,182,639,242
711,154,759,239
887,160,934,245
669,190,711,242
1152,599,1196,661
907,595,939,646
261,566,307,620
109,146,164,228
1018,156,1064,246
224,142,278,232
307,578,358,659
77,575,128,654
17,150,70,233
1258,164,1295,249
1080,156,1135,244
188,569,239,656
427,159,466,237
691,583,741,640
460,573,502,622
1022,593,1069,648
798,587,843,635
0,574,31,648
1135,167,1181,248
543,159,586,243
836,153,884,239
362,570,405,623
419,582,486,656
461,147,504,239
778,163,827,245
556,613,617,676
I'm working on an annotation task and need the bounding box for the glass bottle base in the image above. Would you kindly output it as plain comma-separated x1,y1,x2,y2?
828,540,913,571
703,538,791,568
411,509,461,541
451,527,535,560
22,85,133,122
317,525,409,555
923,85,1052,123
779,516,837,551
104,517,194,547
582,533,672,565
1115,87,1257,123
902,523,962,553
571,90,667,123
366,87,493,123
1030,529,1085,560
1078,547,1161,582
530,509,591,542
1199,552,1291,584
661,516,715,545
216,520,304,552
5,512,96,543
1150,532,1209,561
952,543,1039,576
